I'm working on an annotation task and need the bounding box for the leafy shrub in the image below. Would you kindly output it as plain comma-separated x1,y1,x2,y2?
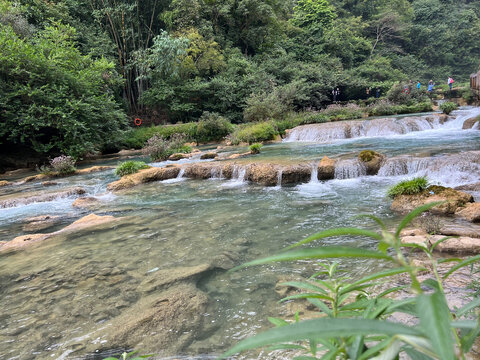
142,135,171,161
440,101,458,115
249,143,262,154
301,113,330,124
417,212,443,235
196,112,234,143
223,203,480,359
115,161,149,177
123,123,197,149
50,155,76,175
368,100,432,116
230,122,278,145
142,134,192,161
0,24,127,158
243,92,289,122
387,176,429,198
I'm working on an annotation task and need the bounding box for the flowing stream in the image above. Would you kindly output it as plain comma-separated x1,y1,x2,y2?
0,108,479,359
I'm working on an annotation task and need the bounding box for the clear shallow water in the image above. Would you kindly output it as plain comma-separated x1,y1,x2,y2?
0,108,479,359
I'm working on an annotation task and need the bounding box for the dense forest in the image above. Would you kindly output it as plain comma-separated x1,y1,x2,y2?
1,0,479,160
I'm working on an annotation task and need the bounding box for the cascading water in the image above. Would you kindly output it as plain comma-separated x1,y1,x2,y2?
377,151,480,187
210,167,224,180
223,165,247,187
309,163,319,184
275,169,283,188
334,159,367,179
284,108,480,143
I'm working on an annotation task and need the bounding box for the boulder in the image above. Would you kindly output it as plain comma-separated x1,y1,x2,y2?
107,167,180,191
168,153,189,161
462,117,479,129
441,223,480,238
225,152,251,160
200,153,217,160
455,182,480,192
358,150,385,175
0,180,9,187
1,213,126,253
455,203,480,222
22,215,61,232
247,163,279,186
41,181,58,187
184,163,217,179
391,186,474,215
317,156,335,180
75,166,114,175
72,197,100,209
0,187,86,209
281,164,311,184
401,234,480,254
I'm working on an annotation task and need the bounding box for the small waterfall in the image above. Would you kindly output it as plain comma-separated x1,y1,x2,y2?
309,163,319,184
334,159,367,179
275,169,283,188
210,167,224,180
177,168,185,179
224,165,247,186
377,152,480,187
284,108,480,143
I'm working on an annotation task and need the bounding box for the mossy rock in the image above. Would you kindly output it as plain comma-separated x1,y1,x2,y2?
358,150,379,162
358,150,385,175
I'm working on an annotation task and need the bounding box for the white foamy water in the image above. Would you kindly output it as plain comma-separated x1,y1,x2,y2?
284,107,480,143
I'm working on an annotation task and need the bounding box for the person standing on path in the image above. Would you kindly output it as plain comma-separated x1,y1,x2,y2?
416,81,421,90
375,88,380,98
427,80,434,93
448,76,454,90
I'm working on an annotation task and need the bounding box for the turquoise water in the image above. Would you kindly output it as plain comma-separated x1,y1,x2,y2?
0,108,479,359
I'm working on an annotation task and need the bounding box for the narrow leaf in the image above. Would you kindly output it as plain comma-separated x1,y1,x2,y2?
443,255,480,279
289,228,383,249
220,318,423,358
417,291,455,359
395,202,445,237
231,247,393,272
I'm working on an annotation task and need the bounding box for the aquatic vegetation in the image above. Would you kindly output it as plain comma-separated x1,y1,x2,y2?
249,143,263,154
387,176,429,198
223,203,480,359
123,123,197,149
440,101,458,115
368,100,433,116
321,103,364,121
417,212,443,235
115,161,149,177
50,155,76,175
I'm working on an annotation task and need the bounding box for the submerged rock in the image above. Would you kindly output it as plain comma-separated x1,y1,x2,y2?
1,213,126,253
41,181,58,187
103,283,209,355
107,166,180,191
139,264,212,294
0,180,10,187
0,187,86,209
72,197,100,209
391,186,474,215
22,215,62,232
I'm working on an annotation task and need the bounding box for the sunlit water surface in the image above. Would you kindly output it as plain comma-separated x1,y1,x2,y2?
0,108,479,359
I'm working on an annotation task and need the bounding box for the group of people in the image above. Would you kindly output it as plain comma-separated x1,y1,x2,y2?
332,76,454,102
